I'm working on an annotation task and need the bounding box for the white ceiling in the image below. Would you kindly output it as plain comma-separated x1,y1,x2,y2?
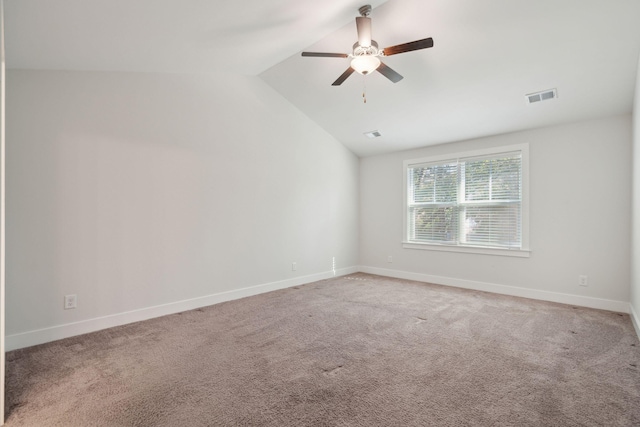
4,0,386,75
5,0,640,157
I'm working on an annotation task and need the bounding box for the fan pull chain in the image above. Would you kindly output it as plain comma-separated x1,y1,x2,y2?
362,76,367,104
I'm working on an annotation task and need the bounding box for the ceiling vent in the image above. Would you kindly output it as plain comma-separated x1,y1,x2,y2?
526,88,557,104
364,130,382,138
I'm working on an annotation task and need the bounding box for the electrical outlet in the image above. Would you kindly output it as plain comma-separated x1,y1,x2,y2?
387,255,393,263
578,275,588,287
64,294,77,310
292,262,297,271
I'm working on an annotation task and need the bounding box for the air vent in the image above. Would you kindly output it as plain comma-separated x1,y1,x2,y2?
526,88,557,104
364,130,382,138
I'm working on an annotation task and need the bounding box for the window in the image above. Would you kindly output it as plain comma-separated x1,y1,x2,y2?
403,144,529,257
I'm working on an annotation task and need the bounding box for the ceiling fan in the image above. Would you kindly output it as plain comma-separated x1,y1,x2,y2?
301,4,434,86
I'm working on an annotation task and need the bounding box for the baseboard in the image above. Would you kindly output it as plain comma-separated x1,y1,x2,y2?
8,265,631,351
6,266,359,351
630,303,640,340
359,266,630,314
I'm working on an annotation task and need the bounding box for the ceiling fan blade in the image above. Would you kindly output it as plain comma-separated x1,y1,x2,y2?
301,52,349,58
376,62,403,83
356,16,372,47
332,67,355,86
383,37,434,56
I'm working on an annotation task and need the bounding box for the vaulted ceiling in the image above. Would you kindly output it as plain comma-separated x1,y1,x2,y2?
6,0,640,156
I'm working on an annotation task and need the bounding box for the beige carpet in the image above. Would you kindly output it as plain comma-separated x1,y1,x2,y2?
5,273,640,426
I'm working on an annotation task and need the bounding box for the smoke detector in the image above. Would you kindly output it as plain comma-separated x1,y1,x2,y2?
526,88,557,104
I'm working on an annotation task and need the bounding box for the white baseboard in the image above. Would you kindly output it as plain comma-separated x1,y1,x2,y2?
630,303,640,340
6,266,359,351
8,265,633,351
359,266,630,314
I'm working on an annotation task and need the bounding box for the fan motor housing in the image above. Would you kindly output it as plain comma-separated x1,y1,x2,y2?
353,40,379,57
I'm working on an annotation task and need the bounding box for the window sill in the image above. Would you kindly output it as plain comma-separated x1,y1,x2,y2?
402,242,531,258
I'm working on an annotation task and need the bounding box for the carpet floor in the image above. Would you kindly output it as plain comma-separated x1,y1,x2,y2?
5,273,640,426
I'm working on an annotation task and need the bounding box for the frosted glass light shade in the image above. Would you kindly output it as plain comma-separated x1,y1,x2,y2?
351,55,381,75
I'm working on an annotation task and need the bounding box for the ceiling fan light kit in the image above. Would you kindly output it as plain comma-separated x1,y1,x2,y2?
351,54,380,75
301,4,434,86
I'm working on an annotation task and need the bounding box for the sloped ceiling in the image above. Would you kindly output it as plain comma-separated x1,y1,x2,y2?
5,0,640,157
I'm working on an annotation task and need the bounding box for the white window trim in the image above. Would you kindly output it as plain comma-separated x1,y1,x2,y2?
402,143,530,258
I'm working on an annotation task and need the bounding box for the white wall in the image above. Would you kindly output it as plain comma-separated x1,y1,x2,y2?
360,115,632,310
6,70,359,348
631,54,640,335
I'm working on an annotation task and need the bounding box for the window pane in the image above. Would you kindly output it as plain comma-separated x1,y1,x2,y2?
464,155,521,202
464,204,521,247
491,156,520,200
410,206,458,243
464,160,490,201
411,163,457,203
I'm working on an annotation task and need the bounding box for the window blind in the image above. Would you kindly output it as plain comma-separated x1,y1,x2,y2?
407,151,522,249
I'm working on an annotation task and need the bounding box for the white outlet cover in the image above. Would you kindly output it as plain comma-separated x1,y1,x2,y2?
64,294,77,309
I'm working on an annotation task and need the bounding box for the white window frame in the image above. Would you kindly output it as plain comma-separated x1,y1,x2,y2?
403,144,530,257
